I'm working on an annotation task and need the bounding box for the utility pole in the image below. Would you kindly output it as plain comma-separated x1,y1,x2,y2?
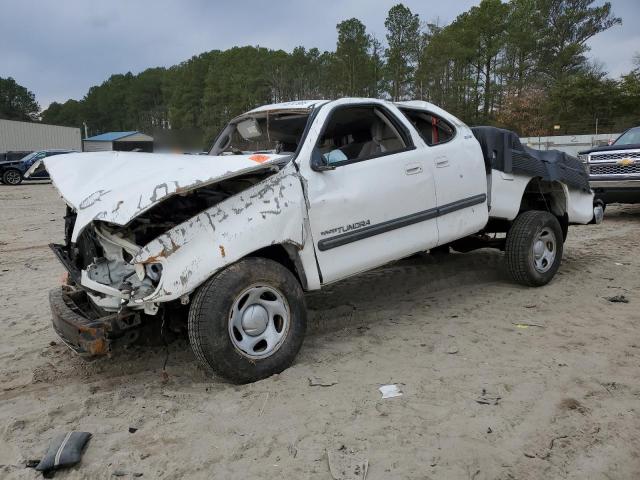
83,122,88,139
595,117,599,136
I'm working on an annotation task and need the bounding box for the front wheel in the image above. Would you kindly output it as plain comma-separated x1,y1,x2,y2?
188,257,307,383
505,210,563,287
2,168,23,185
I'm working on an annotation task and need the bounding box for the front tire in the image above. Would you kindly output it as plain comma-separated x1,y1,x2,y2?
188,257,307,383
2,168,23,185
505,211,563,287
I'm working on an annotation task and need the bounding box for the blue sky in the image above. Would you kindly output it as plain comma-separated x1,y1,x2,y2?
1,0,637,109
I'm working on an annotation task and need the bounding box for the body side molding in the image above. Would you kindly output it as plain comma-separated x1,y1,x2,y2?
317,193,487,251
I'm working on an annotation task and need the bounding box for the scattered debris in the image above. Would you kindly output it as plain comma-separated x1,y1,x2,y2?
128,427,138,434
113,470,143,477
258,392,269,416
524,304,537,308
559,398,588,414
327,444,368,480
379,384,403,399
549,435,569,450
25,459,40,468
476,389,501,405
606,295,629,303
308,376,338,387
512,322,545,329
35,431,92,475
288,443,298,458
487,427,493,434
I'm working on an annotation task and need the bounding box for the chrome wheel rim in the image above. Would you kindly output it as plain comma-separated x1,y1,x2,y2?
5,170,21,185
532,227,556,273
228,284,290,359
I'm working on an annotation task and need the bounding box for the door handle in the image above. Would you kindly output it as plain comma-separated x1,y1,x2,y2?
435,156,450,168
405,163,422,175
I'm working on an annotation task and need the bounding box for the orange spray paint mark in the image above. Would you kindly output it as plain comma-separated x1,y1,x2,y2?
249,154,270,163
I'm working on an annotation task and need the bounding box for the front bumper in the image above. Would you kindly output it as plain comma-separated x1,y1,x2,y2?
50,286,139,358
589,177,640,204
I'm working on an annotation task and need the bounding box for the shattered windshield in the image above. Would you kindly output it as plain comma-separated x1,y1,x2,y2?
614,127,640,146
209,109,311,156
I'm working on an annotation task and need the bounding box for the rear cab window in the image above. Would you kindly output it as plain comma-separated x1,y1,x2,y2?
400,109,455,146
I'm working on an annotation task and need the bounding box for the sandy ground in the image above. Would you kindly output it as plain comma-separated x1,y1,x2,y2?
0,182,639,480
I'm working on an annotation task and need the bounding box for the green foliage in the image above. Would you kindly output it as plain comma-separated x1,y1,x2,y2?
37,0,637,147
0,77,39,121
384,4,421,100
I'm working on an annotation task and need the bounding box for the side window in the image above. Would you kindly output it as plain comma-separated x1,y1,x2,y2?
401,109,455,146
317,106,409,166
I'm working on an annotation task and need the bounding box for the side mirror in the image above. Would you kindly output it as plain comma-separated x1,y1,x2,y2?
311,148,336,172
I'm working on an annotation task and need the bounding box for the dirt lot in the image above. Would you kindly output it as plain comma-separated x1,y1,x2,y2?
1,182,639,480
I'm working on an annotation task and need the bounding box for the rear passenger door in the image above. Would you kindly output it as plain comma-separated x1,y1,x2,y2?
401,108,488,244
299,102,440,284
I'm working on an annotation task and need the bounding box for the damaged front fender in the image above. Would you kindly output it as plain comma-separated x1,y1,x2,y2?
133,163,315,302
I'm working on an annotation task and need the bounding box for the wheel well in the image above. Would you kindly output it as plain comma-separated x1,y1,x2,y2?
519,178,569,239
247,244,307,289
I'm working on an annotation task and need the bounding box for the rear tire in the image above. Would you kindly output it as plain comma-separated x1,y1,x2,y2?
2,168,23,185
188,257,307,383
505,210,563,287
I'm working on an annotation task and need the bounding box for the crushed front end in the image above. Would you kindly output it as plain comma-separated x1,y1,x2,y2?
43,150,292,358
48,207,166,357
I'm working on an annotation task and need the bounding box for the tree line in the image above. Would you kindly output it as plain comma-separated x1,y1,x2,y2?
3,0,640,148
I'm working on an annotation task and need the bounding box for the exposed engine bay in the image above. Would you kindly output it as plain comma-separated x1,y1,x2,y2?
55,170,277,314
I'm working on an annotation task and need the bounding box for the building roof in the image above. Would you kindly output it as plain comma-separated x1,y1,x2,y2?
84,131,140,142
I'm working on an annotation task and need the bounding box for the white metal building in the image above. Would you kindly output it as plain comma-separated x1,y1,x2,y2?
521,133,620,156
0,119,82,153
83,131,154,152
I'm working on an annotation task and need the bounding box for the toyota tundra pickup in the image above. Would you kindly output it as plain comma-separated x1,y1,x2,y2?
40,98,598,383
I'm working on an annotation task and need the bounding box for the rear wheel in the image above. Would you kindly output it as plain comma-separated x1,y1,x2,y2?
188,257,307,383
2,168,23,185
505,210,563,287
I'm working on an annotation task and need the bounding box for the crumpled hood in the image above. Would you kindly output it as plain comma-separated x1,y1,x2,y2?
43,151,287,241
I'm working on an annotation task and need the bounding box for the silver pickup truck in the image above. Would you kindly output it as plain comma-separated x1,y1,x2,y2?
579,126,640,206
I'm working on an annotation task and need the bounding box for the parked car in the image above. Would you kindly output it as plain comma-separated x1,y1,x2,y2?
0,150,32,163
579,126,640,206
40,99,597,383
0,149,75,185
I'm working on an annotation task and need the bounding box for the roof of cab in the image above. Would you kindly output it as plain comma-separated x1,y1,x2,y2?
246,100,330,114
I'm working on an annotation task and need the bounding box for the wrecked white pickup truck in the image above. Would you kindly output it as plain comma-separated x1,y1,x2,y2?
42,98,599,382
